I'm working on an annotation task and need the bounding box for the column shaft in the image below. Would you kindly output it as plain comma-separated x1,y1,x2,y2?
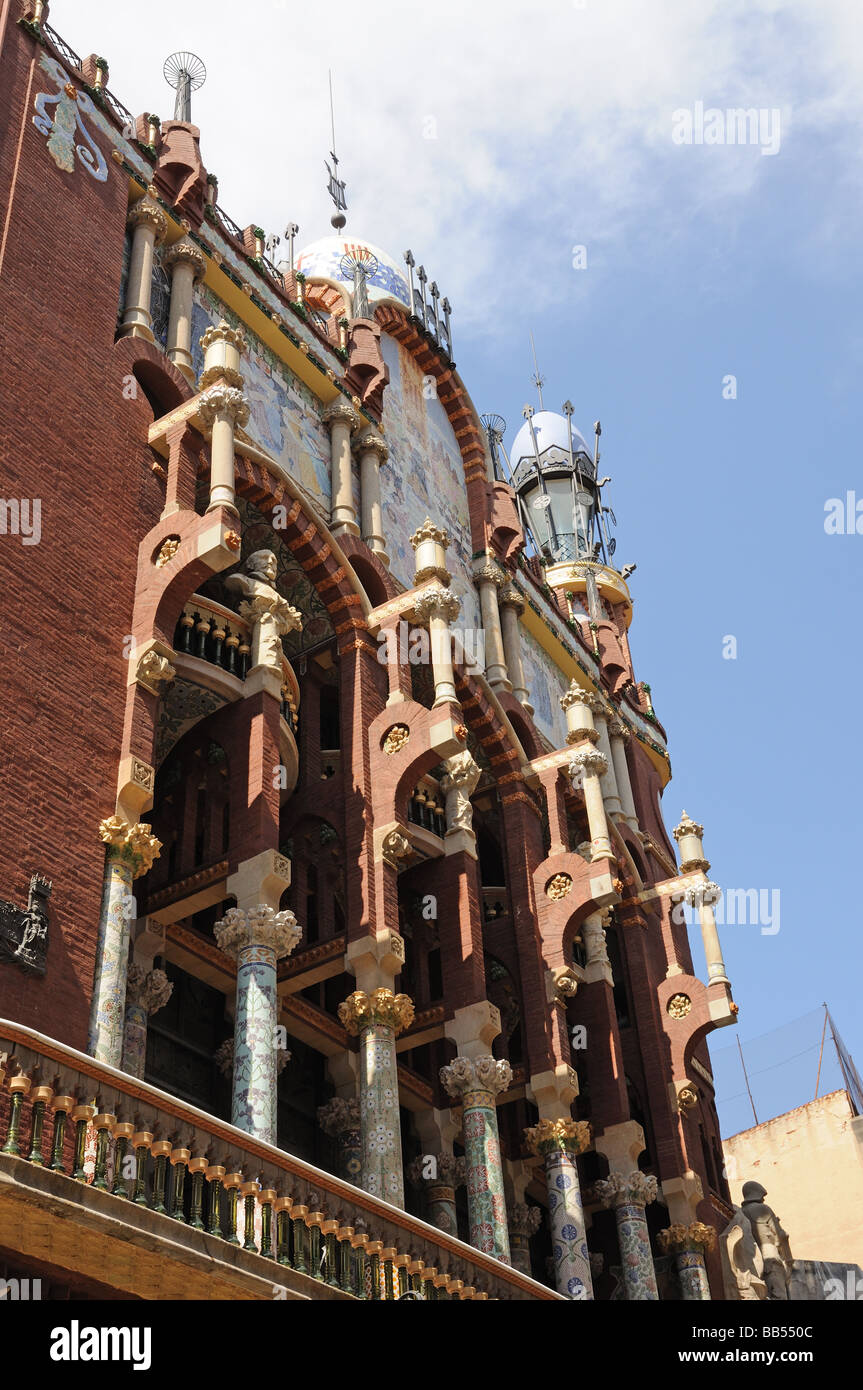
477,577,509,691
441,1056,512,1264
609,727,639,829
499,596,531,707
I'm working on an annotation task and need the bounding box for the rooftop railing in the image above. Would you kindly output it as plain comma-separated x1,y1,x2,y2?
0,1020,559,1301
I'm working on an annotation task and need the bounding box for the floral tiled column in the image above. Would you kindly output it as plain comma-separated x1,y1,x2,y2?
525,1118,594,1299
406,1152,466,1237
88,818,162,1067
507,1201,543,1276
440,1056,512,1263
658,1222,716,1300
121,964,173,1079
338,989,414,1209
595,1171,660,1300
317,1096,363,1186
214,905,302,1145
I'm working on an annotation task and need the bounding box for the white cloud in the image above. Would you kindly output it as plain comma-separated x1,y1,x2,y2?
52,0,863,331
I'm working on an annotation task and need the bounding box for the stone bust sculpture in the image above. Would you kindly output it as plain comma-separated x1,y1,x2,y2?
740,1180,793,1300
224,549,302,672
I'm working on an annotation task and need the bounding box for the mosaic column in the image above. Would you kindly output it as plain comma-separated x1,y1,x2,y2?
88,818,162,1067
526,1118,594,1300
214,905,302,1146
507,1200,543,1277
317,1096,363,1186
338,989,414,1209
440,1056,512,1264
406,1152,466,1238
121,964,173,1079
595,1171,660,1301
657,1222,716,1300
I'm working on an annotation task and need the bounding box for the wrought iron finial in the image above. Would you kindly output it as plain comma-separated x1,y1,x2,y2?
327,71,348,229
163,51,206,122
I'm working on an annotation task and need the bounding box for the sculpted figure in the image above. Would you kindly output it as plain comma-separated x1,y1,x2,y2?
740,1181,793,1300
224,549,302,671
440,750,481,833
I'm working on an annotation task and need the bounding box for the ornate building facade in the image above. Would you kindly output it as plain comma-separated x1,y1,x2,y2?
0,3,738,1301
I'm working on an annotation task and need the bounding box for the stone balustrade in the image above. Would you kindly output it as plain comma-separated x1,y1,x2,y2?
173,593,299,728
0,1020,559,1302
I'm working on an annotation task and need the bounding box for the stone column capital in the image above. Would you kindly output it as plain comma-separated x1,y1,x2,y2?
498,584,524,611
198,383,250,430
410,517,451,551
317,1095,362,1137
560,680,601,712
473,560,506,587
674,810,704,842
98,817,162,878
657,1221,717,1255
126,963,173,1016
127,195,167,242
440,1054,512,1100
200,318,247,355
683,881,721,909
413,583,461,626
354,429,389,464
406,1152,466,1188
525,1117,592,1157
608,717,630,741
338,988,415,1036
594,1170,658,1209
569,747,608,779
508,1200,543,1238
322,398,360,432
163,235,206,279
214,905,302,960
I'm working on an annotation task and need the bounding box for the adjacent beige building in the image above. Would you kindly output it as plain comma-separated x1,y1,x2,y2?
723,1090,863,1269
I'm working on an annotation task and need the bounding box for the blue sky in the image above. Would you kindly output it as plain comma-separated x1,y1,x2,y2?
58,0,863,1134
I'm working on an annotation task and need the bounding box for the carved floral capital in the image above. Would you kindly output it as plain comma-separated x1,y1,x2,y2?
99,818,162,878
524,1117,592,1157
338,988,415,1036
593,1170,658,1209
214,905,302,960
657,1221,717,1255
126,963,173,1016
439,1054,512,1100
413,584,461,626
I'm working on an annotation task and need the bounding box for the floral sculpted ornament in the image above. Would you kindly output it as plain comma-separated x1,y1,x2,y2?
525,1117,592,1157
339,988,415,1036
439,1055,512,1099
214,905,302,959
546,873,573,901
667,992,692,1019
382,724,410,755
98,818,162,878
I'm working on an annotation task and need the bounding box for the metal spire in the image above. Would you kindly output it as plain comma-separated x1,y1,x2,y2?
163,52,206,123
529,332,545,410
326,71,347,230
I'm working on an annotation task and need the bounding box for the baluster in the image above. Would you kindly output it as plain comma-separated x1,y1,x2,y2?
448,1275,464,1299
460,1282,477,1300
92,1112,116,1189
382,1245,397,1299
275,1195,293,1264
169,1144,190,1217
306,1194,324,1279
238,640,250,681
433,1270,449,1300
321,1215,340,1288
194,613,210,660
367,1239,383,1300
151,1139,172,1212
132,1129,154,1205
225,628,239,675
351,1221,369,1299
179,610,195,654
207,1163,226,1234
241,1180,259,1251
211,623,226,668
336,1215,354,1293
420,1265,438,1301
71,1102,95,1179
188,1155,209,1228
393,1251,410,1298
27,1085,53,1164
2,1074,31,1155
224,1171,243,1244
259,1187,276,1258
49,1095,75,1172
408,1255,425,1296
112,1122,135,1195
290,1197,308,1273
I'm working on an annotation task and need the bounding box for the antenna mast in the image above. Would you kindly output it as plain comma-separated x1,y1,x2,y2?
529,332,545,410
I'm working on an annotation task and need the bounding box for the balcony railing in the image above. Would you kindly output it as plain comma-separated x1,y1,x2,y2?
173,594,299,730
407,776,445,837
0,1021,558,1301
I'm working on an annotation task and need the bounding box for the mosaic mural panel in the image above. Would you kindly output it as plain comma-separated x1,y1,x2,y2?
519,626,570,748
379,335,480,636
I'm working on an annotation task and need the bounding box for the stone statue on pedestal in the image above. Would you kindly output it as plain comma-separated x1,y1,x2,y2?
740,1180,793,1300
224,549,302,671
